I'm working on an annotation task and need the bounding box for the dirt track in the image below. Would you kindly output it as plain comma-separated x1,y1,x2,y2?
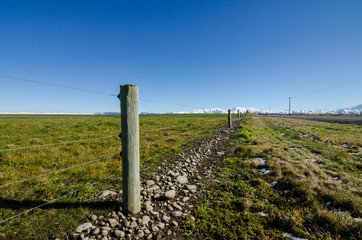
268,115,362,125
70,120,242,240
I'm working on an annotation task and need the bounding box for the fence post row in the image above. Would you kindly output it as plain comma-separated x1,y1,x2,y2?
119,84,141,214
228,109,232,128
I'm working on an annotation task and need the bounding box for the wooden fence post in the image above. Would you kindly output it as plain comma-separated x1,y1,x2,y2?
228,109,232,128
119,84,140,214
237,110,240,119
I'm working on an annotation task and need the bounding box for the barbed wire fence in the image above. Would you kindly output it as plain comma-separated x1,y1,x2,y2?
0,77,243,225
0,120,225,223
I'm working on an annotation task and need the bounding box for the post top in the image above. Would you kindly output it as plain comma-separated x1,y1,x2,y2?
120,84,138,87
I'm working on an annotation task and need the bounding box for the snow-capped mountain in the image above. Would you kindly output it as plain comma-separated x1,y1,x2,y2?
336,104,362,114
351,104,362,110
167,104,362,115
3,105,359,115
173,107,260,114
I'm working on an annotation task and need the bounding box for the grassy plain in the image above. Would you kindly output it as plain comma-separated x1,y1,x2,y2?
0,114,226,239
182,115,362,239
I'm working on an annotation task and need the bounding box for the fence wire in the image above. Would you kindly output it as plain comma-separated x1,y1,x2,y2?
0,155,116,188
0,174,117,224
0,136,117,153
0,122,198,153
0,117,223,226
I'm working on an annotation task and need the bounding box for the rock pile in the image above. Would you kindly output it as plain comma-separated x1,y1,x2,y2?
72,123,241,240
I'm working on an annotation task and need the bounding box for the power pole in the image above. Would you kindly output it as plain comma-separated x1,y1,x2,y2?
288,97,292,115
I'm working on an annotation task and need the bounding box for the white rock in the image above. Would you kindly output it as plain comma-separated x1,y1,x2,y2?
183,197,190,202
142,215,151,225
186,185,197,191
170,211,182,217
76,222,92,233
137,229,145,237
101,229,108,236
107,218,119,228
90,228,100,235
145,201,153,212
176,176,188,184
172,202,182,210
162,215,170,222
121,219,130,228
164,190,176,199
130,221,138,228
156,222,165,229
258,211,268,216
114,230,125,238
283,233,308,240
257,168,270,175
146,180,155,186
256,158,266,165
216,152,224,156
148,185,160,191
94,190,117,199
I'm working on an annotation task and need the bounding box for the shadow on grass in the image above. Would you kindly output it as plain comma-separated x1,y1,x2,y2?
0,198,119,211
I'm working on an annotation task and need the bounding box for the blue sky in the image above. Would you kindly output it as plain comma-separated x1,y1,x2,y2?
1,0,361,113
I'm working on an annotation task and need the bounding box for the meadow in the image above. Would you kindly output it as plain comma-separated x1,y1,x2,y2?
181,115,362,239
1,114,361,239
0,114,226,239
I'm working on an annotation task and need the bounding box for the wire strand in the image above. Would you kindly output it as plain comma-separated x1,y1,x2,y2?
0,74,216,109
0,155,116,188
139,98,205,109
0,136,117,153
140,119,220,133
291,74,362,99
0,122,199,153
0,174,116,224
0,74,117,97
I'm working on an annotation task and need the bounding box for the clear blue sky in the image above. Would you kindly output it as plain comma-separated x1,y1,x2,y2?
1,0,361,113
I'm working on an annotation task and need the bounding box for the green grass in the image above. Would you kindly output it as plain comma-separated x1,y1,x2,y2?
181,115,362,240
0,114,226,239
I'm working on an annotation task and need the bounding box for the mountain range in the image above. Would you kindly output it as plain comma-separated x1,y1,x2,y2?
1,105,360,115
95,104,362,115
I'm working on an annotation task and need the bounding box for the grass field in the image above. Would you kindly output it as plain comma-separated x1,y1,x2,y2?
0,114,227,239
181,115,362,239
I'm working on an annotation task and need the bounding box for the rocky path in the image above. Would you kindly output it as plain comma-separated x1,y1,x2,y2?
72,120,242,240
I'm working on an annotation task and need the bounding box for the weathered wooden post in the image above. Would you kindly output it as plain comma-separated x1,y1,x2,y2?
237,110,240,119
228,109,232,128
119,85,140,214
